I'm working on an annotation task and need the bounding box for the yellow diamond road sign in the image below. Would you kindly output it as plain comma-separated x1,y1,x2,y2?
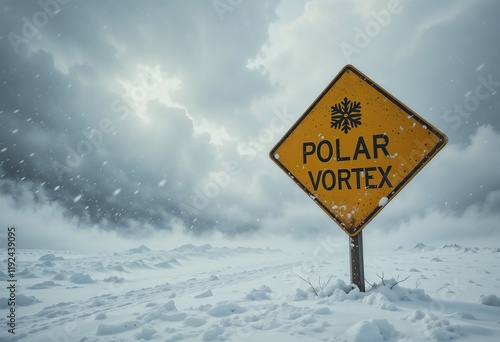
270,65,447,237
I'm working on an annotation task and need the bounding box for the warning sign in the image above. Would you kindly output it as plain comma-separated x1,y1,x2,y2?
269,65,447,237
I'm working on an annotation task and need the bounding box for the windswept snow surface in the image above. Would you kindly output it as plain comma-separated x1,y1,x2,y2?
0,242,499,341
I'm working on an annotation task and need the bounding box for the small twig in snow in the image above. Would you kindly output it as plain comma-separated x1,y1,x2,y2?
322,275,333,289
298,276,318,296
377,272,385,286
390,275,410,289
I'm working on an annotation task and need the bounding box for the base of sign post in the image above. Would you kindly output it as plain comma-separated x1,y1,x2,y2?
349,232,365,292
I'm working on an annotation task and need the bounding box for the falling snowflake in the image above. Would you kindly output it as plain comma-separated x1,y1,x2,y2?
330,97,362,134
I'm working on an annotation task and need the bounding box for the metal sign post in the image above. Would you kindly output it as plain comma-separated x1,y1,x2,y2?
349,232,365,292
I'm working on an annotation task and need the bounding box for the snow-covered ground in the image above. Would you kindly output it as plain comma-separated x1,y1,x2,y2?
1,242,499,341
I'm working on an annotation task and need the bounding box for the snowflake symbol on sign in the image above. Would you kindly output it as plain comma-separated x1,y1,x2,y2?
330,97,362,134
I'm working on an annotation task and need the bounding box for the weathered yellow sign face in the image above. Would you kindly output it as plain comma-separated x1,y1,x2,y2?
270,65,447,237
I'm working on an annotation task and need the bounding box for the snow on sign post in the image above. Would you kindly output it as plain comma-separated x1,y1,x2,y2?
269,64,447,291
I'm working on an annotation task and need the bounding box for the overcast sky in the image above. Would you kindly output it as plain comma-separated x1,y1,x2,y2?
0,0,499,251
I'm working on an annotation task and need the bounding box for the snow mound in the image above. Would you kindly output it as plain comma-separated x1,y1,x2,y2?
95,312,107,320
402,309,463,340
358,279,430,311
411,243,434,252
476,294,500,306
171,243,214,254
171,243,197,253
39,253,64,261
441,244,480,253
362,292,398,311
314,306,332,315
368,278,431,303
69,273,95,284
138,304,186,323
295,277,431,309
134,326,157,340
17,294,43,306
28,280,60,289
195,289,213,298
36,302,73,318
123,260,153,269
109,265,128,273
96,320,141,335
295,279,356,301
342,319,399,342
103,276,126,283
126,245,151,253
184,317,207,327
163,300,177,311
245,285,272,301
53,272,67,280
18,268,37,278
168,258,181,266
155,261,173,268
90,261,106,272
202,324,224,341
450,312,476,320
0,294,42,309
207,303,246,317
37,260,55,267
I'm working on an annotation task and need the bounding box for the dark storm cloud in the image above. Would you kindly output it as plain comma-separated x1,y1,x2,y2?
0,45,211,230
0,0,279,234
